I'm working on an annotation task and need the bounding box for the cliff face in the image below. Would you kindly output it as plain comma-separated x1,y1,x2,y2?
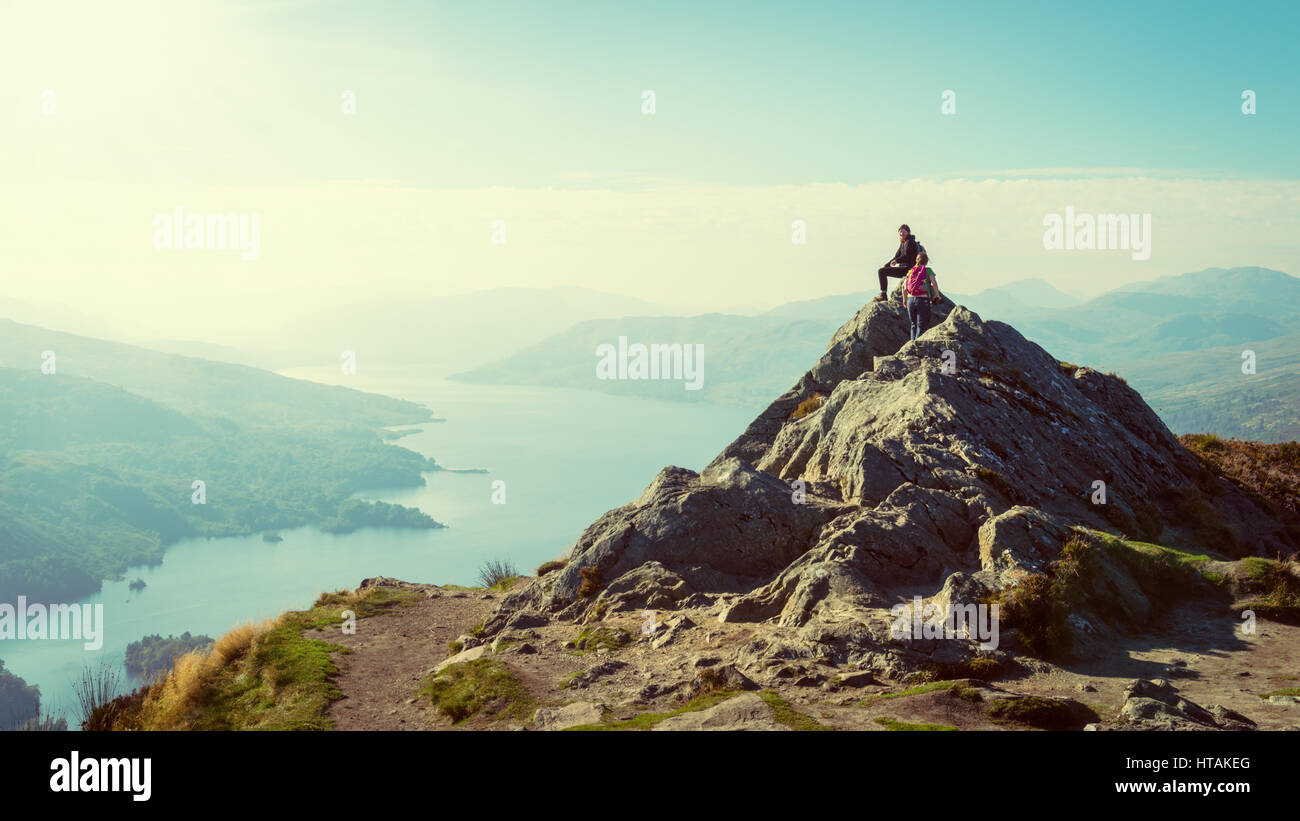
484,300,1294,675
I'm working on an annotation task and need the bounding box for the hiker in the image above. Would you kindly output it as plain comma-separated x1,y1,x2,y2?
873,224,919,303
904,251,942,341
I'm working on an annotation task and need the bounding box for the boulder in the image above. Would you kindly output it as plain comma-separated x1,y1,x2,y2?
652,693,784,731
532,701,605,730
1115,679,1256,731
432,645,489,674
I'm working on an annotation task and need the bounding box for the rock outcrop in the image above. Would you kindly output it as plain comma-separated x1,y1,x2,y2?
485,300,1295,677
1115,679,1257,731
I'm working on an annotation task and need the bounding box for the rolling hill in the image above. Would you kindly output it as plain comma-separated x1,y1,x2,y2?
450,268,1300,441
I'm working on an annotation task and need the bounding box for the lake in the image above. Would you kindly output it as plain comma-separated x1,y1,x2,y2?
0,369,759,725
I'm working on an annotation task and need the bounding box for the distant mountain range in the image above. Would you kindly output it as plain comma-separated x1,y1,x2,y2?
256,286,679,372
0,286,681,375
450,267,1300,442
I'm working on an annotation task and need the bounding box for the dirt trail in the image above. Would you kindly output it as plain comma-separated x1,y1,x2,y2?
310,584,1300,731
309,586,498,730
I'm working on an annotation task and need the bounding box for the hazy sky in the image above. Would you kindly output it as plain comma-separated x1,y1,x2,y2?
2,0,1298,340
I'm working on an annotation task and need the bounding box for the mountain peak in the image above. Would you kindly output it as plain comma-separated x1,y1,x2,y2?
480,300,1294,677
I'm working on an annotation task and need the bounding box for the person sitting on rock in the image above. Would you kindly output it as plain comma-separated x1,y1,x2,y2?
874,224,922,303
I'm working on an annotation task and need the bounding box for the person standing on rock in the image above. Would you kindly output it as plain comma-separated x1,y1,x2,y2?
874,224,920,303
904,251,934,341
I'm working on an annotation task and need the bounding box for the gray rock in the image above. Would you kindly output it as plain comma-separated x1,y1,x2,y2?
532,701,605,730
689,663,759,695
594,562,697,614
505,610,549,630
650,614,697,650
433,644,490,673
474,300,1295,675
567,659,628,689
836,670,877,687
1116,679,1257,731
652,693,784,731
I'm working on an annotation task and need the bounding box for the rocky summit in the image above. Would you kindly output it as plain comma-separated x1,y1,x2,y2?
484,300,1295,681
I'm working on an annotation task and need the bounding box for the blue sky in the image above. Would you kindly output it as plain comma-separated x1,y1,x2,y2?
5,0,1297,187
383,0,1300,186
2,0,1298,334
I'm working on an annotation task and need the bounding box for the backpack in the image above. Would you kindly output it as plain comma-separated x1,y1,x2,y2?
905,266,929,296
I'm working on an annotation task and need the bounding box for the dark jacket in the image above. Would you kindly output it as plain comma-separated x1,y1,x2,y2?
890,235,919,266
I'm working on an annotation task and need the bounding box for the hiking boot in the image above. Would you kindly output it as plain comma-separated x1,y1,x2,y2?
871,293,888,302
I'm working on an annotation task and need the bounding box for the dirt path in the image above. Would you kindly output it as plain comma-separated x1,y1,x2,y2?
309,582,1300,731
309,585,499,730
1010,602,1300,730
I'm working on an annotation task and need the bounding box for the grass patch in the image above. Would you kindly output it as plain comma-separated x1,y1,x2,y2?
1237,558,1300,623
1179,435,1300,538
420,658,536,725
874,716,958,731
563,689,740,731
492,637,519,654
536,559,566,576
927,657,1002,682
986,697,1099,730
478,559,520,589
1158,484,1243,557
858,680,973,706
571,625,632,654
993,531,1215,662
1097,501,1163,544
1096,534,1214,610
757,691,833,731
98,585,419,730
1058,361,1079,377
1261,688,1300,699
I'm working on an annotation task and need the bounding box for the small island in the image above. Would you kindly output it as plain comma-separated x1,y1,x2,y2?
128,578,147,592
319,498,445,534
262,532,284,543
125,632,215,678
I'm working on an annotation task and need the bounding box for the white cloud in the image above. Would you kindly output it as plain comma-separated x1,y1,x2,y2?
2,175,1296,344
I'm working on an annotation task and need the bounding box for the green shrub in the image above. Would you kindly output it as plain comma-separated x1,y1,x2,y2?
874,716,958,731
792,394,826,419
572,626,631,653
478,559,520,589
536,559,565,576
996,572,1073,661
420,658,535,724
578,566,602,598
